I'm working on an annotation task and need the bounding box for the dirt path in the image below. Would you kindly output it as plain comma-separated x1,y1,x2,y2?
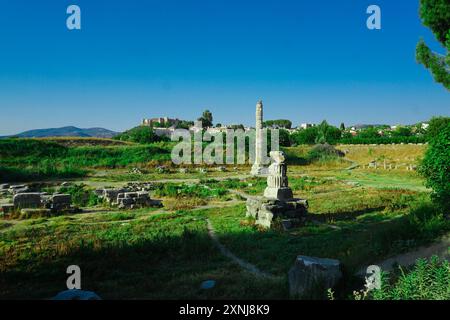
357,233,450,275
206,218,274,279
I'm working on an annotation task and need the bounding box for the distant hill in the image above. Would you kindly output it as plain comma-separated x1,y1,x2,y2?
1,126,119,138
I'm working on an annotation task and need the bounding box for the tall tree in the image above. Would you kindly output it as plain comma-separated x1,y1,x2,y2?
197,109,213,128
416,0,450,90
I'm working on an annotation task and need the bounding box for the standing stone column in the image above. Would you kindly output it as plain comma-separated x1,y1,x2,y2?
251,100,264,175
263,151,293,200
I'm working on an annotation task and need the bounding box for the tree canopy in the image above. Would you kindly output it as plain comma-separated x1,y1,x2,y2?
416,0,450,90
197,110,213,128
419,120,450,212
263,119,292,129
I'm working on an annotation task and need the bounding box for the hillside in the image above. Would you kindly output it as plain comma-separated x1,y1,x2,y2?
1,126,119,138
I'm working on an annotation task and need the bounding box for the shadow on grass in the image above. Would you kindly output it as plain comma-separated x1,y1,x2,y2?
307,206,386,223
0,226,286,300
1,203,447,300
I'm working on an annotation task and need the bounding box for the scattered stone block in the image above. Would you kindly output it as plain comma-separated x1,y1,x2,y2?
129,167,143,175
156,166,169,173
94,189,104,197
0,184,10,190
246,151,308,229
117,191,162,209
197,168,207,174
9,185,30,194
246,197,308,229
51,194,72,210
103,188,127,204
367,161,377,169
288,255,342,298
13,193,42,209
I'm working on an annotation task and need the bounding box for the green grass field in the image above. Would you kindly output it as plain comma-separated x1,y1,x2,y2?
0,139,448,299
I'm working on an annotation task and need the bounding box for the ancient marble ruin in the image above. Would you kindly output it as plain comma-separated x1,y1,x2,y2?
0,185,77,218
288,255,342,298
263,151,293,200
96,185,162,210
250,100,265,176
246,151,308,229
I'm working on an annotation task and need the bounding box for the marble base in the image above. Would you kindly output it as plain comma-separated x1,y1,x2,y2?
246,197,308,229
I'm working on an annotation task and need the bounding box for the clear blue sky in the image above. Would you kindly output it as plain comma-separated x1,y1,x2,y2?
0,0,448,135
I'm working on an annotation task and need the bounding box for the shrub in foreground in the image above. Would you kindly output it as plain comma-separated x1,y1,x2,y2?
370,256,450,300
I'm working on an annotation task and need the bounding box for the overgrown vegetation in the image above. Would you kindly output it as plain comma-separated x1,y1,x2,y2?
416,0,450,89
0,139,172,181
369,256,450,300
306,143,345,162
58,184,100,207
419,119,449,212
152,182,229,199
114,126,170,144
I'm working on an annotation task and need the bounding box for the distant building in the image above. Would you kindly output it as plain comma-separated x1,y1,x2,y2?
299,123,313,129
142,117,179,127
421,123,429,130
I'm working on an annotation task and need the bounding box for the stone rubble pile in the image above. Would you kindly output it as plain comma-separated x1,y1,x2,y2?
246,151,308,229
95,186,162,209
1,191,77,217
0,184,30,196
288,255,342,298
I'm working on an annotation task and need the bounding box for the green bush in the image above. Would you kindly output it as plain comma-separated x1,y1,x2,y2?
153,183,228,199
370,256,450,300
290,127,319,145
339,136,426,144
59,184,100,207
419,121,450,211
0,165,86,182
306,143,345,162
0,139,68,158
407,201,448,239
114,126,169,144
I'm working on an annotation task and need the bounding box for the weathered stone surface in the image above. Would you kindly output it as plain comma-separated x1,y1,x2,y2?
51,194,72,210
251,100,265,176
288,255,342,298
117,191,162,209
129,167,143,174
13,193,42,209
263,187,293,201
9,185,30,194
263,151,293,200
247,150,308,228
0,184,10,190
103,189,127,204
246,197,308,229
156,166,169,173
94,189,104,197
